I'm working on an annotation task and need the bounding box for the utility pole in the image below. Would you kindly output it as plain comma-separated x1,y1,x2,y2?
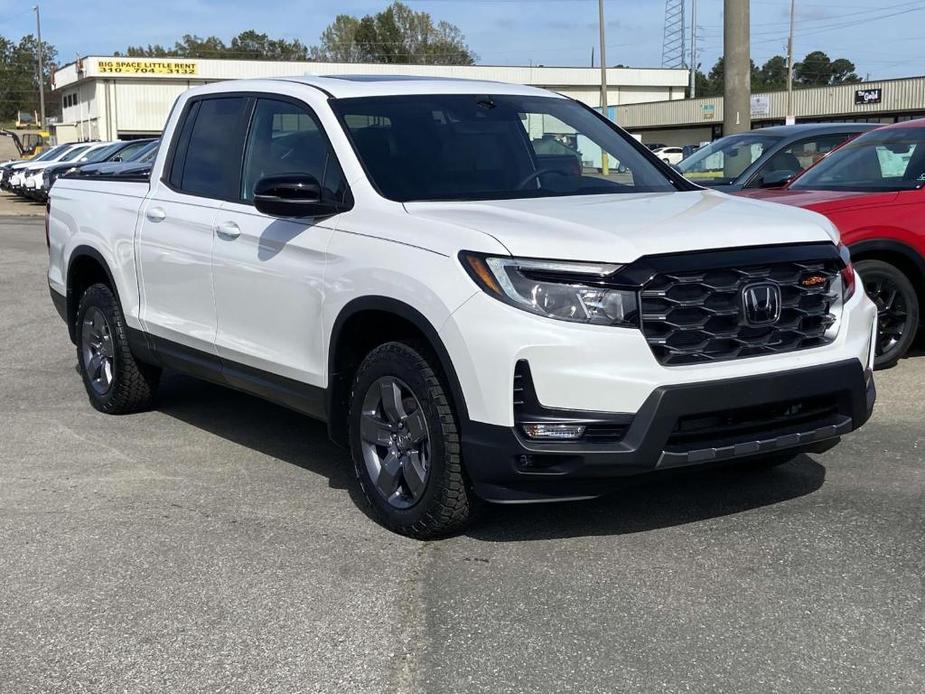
786,0,796,124
723,0,750,136
598,0,609,175
689,0,698,97
34,5,46,128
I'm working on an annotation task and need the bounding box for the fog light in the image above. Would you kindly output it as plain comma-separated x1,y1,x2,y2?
521,423,586,440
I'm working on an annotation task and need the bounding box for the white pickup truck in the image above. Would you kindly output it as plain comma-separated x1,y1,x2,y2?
48,76,878,537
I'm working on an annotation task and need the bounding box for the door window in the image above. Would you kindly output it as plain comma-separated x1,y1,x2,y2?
240,98,347,203
172,97,251,200
748,133,852,187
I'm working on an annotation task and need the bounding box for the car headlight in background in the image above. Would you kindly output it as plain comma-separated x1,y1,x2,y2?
460,252,638,327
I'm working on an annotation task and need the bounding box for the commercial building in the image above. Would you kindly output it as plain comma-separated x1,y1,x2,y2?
51,56,690,141
617,75,925,147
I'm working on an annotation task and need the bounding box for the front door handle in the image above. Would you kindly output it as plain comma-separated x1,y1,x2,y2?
145,206,166,223
215,221,241,239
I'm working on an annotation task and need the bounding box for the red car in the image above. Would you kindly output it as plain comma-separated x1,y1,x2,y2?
739,118,925,368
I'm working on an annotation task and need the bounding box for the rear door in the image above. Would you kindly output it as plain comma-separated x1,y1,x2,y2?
211,96,349,390
137,95,253,359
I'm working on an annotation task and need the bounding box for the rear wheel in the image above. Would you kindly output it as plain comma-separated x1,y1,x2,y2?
856,259,919,369
76,283,160,413
348,341,473,538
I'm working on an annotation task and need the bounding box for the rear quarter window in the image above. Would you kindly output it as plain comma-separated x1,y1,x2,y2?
168,96,252,200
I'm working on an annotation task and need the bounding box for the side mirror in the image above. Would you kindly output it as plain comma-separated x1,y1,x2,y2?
253,174,340,218
112,155,123,162
758,170,794,189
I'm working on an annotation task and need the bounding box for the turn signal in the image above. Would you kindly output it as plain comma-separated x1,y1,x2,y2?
521,423,586,440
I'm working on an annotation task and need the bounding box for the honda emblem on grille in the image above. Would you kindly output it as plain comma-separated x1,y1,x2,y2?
742,282,782,326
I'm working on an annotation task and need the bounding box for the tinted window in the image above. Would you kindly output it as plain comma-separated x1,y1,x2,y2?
129,140,159,162
176,97,251,199
241,98,347,203
792,127,925,192
111,140,151,162
747,133,852,188
60,146,90,162
335,94,678,202
32,145,67,162
677,133,782,184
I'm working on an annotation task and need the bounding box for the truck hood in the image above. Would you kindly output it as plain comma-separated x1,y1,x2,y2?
404,190,837,262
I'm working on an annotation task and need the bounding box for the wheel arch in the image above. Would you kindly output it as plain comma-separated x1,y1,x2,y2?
849,238,925,320
326,297,470,447
65,245,121,344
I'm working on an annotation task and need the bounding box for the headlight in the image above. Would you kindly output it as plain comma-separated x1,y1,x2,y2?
838,243,856,301
460,252,638,326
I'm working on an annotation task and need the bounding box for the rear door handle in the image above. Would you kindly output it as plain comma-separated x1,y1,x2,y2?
215,220,241,239
145,206,166,223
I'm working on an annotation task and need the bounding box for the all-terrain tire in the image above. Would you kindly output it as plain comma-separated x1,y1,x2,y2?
348,341,474,538
75,283,160,414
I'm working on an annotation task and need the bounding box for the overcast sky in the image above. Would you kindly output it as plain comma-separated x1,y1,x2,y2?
1,0,922,80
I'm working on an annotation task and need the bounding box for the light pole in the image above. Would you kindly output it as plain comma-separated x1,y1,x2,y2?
722,0,750,136
786,0,796,124
34,5,46,128
598,0,609,175
689,0,697,97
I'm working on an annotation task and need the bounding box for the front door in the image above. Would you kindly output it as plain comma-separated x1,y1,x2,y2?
210,96,350,392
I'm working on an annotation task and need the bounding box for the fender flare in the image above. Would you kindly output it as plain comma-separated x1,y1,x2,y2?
326,296,471,441
64,245,122,343
849,238,925,283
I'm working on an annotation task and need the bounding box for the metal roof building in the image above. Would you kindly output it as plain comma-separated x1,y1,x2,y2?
616,75,925,147
51,56,689,141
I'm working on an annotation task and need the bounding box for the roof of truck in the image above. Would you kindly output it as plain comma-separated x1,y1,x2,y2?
234,75,560,99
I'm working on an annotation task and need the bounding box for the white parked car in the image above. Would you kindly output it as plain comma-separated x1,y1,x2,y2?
652,146,685,165
47,77,877,537
9,142,94,193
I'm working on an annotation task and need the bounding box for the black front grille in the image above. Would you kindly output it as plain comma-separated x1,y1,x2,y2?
641,259,840,366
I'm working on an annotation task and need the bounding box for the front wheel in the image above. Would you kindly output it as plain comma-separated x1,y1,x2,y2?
348,341,474,538
856,259,919,369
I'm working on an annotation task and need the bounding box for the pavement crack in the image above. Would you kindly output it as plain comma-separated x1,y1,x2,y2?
388,540,431,694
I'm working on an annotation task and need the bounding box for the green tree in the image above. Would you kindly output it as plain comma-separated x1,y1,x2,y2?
694,57,758,97
311,1,476,65
794,51,860,87
0,34,58,123
755,55,788,92
228,31,309,61
310,15,363,62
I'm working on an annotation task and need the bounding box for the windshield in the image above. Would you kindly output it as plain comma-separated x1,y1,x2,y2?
83,143,122,163
128,139,159,162
31,144,68,162
677,133,782,184
791,127,925,192
334,94,679,202
60,145,91,162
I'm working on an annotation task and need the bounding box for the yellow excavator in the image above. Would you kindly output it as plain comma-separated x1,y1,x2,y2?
1,129,51,160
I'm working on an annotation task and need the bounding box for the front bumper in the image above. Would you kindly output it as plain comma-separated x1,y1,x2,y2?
463,358,875,502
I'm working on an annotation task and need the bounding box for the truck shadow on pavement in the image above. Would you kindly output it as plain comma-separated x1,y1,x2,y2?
154,371,827,541
154,372,371,513
467,458,826,542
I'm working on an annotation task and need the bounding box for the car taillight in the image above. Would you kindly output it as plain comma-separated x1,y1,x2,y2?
44,202,50,249
838,243,856,301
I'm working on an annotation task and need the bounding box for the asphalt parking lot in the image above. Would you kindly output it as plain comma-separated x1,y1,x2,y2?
1,208,923,693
